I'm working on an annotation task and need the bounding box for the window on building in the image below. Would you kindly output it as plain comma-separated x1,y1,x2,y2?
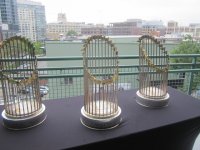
178,72,185,79
63,77,73,85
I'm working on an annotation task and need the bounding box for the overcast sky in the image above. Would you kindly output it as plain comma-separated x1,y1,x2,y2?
36,0,200,26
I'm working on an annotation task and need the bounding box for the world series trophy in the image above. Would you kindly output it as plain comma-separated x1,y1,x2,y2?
80,35,122,129
136,35,170,108
0,36,46,130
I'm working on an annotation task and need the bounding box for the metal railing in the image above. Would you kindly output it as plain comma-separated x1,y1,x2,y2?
0,54,200,103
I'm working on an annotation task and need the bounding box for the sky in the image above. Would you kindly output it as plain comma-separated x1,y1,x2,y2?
36,0,200,26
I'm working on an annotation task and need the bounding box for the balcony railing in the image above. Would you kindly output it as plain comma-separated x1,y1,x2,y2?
0,54,200,103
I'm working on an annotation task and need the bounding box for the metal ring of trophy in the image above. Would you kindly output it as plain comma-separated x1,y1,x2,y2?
82,35,118,84
140,47,169,73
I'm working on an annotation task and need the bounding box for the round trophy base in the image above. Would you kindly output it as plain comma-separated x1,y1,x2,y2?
80,106,122,130
1,104,46,130
136,90,170,108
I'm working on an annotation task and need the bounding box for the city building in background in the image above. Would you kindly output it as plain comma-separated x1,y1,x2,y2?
46,13,85,40
0,0,19,40
43,10,200,41
189,23,200,39
81,24,108,36
57,13,67,23
142,20,166,36
108,19,142,35
166,21,200,40
166,20,179,34
166,20,189,36
17,0,46,42
1,0,200,42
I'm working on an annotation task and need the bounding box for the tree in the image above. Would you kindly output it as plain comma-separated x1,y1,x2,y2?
170,35,200,91
33,42,44,55
66,30,78,37
170,35,200,68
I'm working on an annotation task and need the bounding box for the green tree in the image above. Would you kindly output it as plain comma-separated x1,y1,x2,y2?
170,35,200,90
66,30,78,37
33,42,43,55
170,35,200,67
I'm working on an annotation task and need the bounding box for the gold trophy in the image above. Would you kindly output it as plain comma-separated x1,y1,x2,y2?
136,35,170,108
0,36,46,130
80,35,122,129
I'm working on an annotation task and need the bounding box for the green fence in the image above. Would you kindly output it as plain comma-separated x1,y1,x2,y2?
0,54,199,103
31,54,200,101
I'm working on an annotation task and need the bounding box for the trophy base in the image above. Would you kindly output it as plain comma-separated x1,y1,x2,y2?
136,90,170,108
1,104,46,130
80,106,122,130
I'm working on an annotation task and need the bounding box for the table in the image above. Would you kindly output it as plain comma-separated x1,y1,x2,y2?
0,87,200,150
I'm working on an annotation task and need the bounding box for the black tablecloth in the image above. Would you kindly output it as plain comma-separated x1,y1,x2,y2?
0,87,200,150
